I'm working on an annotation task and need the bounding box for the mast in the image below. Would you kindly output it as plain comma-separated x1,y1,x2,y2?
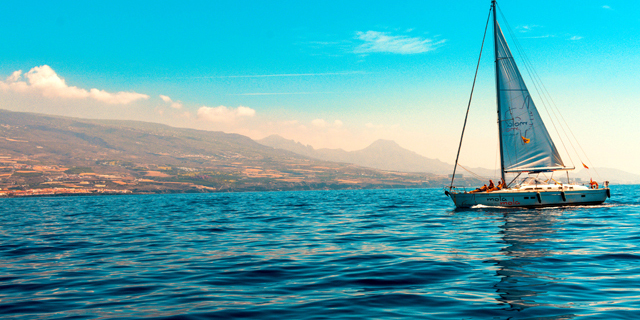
492,0,506,183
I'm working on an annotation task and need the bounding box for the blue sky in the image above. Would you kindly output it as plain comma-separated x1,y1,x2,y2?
1,1,639,175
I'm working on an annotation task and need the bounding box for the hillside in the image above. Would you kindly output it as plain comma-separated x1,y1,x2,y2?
0,109,476,195
0,109,301,168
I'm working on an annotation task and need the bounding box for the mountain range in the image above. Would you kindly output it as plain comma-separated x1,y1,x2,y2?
258,135,454,174
0,109,455,193
257,135,640,185
0,109,636,194
257,135,501,176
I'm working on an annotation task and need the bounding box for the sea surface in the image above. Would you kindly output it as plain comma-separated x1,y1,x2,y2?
1,186,639,319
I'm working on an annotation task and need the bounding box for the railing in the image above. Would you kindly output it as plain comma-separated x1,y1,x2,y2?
444,186,467,195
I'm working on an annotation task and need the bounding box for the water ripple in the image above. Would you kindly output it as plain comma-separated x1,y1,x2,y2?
1,186,639,319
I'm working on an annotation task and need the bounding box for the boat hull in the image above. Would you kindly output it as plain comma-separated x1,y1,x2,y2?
448,189,608,208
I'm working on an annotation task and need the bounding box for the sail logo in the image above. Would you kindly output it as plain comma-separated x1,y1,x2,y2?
504,118,530,132
507,121,528,127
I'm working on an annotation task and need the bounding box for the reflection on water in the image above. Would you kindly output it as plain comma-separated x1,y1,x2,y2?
494,211,574,318
1,187,639,319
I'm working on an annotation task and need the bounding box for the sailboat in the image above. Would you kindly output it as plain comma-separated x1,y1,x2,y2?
445,1,610,208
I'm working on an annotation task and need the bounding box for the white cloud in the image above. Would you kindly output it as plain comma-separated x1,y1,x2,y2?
517,25,541,33
7,70,22,82
602,5,612,10
0,65,149,104
522,35,554,39
236,106,256,117
568,36,583,41
197,105,256,123
311,119,327,127
354,31,444,54
159,94,183,109
334,120,343,127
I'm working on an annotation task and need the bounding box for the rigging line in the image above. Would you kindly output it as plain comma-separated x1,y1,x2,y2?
449,6,492,189
498,6,578,172
549,102,601,180
457,164,490,180
507,172,521,188
509,41,601,180
500,14,600,181
498,10,583,170
496,5,574,168
535,79,585,164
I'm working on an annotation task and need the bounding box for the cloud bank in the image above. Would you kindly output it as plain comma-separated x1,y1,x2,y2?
159,95,183,109
354,31,444,54
0,65,149,104
197,105,256,123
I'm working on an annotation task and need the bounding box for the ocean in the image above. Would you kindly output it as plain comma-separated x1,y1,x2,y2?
1,186,639,319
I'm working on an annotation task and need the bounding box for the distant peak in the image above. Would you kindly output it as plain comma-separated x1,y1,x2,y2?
258,134,288,142
364,139,405,151
369,139,400,147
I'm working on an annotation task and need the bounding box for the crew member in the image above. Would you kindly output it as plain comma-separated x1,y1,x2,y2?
470,184,488,193
487,180,495,192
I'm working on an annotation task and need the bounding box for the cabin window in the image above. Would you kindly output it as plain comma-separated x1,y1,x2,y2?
524,197,529,199
581,195,586,197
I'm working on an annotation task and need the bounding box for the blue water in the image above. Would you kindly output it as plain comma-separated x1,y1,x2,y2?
1,186,639,319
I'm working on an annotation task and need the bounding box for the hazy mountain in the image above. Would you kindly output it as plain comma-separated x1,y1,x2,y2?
258,134,317,158
258,135,454,174
257,135,640,184
1,109,462,193
572,168,640,185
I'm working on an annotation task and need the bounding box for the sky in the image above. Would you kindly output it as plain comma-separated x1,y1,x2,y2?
1,0,639,175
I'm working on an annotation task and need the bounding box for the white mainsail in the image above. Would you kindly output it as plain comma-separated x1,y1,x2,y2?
495,22,565,173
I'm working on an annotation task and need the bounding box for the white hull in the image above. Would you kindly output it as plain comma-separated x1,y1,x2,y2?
447,188,609,208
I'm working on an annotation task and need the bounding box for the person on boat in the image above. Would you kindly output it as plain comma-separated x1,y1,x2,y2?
495,179,506,190
470,184,488,193
487,180,495,192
